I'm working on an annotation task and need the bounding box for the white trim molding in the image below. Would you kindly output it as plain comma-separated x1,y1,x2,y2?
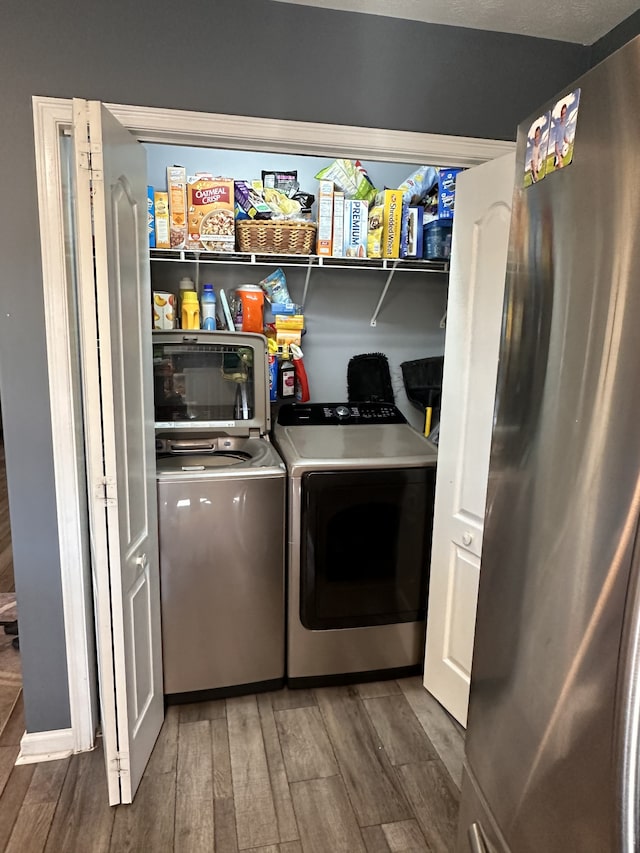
32,95,97,754
31,94,515,762
17,728,75,765
106,102,515,166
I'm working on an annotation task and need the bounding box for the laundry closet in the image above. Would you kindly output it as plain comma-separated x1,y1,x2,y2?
36,98,513,803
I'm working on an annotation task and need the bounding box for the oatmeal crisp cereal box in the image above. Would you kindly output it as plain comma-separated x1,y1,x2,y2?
154,191,170,249
187,175,235,252
167,166,187,249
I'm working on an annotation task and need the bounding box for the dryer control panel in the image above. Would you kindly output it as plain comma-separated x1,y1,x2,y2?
277,402,407,426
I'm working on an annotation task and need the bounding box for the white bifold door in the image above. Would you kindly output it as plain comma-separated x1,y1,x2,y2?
423,153,515,727
72,99,163,804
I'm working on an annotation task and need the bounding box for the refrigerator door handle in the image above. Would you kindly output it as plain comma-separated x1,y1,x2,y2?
468,822,490,853
616,526,640,853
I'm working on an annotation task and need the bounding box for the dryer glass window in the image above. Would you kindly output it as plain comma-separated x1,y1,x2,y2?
300,468,435,629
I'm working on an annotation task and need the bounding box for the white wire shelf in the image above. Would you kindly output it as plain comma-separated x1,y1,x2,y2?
149,248,449,275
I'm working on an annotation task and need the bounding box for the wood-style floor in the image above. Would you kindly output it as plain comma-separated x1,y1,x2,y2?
0,677,464,852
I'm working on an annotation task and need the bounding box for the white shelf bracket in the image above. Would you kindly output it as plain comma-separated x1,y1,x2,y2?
301,255,314,310
370,260,400,327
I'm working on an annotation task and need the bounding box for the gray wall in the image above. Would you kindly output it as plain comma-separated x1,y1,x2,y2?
591,12,640,65
0,0,590,732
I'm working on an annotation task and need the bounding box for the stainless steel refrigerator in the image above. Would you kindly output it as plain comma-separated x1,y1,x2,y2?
456,35,640,853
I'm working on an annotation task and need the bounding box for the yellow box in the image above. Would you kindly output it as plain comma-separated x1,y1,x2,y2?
154,191,170,249
316,180,334,256
167,165,187,249
381,189,402,259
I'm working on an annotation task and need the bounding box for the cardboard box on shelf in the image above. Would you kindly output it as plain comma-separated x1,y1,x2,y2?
332,191,345,257
317,180,334,256
343,199,368,258
378,189,402,258
187,175,235,252
437,168,462,220
167,165,187,249
400,205,424,259
147,186,155,249
154,191,170,249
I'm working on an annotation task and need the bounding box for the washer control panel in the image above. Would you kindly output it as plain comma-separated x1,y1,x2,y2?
277,402,407,426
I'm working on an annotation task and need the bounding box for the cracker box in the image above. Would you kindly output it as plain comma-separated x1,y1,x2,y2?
437,168,462,220
332,192,345,257
343,199,368,258
167,166,187,248
379,189,402,259
147,186,155,249
317,180,334,256
187,175,235,252
154,191,170,249
400,205,423,259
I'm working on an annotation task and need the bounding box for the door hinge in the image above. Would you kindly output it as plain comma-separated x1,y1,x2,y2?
111,751,129,777
96,476,117,507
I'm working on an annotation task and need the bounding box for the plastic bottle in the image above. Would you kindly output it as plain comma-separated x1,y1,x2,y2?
278,355,296,399
181,290,200,330
178,277,196,328
201,283,217,331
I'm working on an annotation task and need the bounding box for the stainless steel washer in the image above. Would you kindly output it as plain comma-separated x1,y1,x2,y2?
153,332,286,700
273,402,437,685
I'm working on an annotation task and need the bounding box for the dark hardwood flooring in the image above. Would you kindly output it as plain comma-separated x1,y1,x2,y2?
0,677,464,852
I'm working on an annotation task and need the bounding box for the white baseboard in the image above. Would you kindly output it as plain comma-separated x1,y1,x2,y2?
17,728,74,764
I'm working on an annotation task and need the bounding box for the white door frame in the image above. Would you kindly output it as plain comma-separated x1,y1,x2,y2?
31,94,515,757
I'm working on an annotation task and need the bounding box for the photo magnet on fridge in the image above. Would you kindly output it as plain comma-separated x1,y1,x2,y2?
524,111,551,188
546,88,581,175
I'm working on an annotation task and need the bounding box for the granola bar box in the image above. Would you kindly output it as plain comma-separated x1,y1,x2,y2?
187,175,235,252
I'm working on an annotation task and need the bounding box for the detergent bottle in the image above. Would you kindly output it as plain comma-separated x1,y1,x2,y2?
181,290,200,330
290,343,310,402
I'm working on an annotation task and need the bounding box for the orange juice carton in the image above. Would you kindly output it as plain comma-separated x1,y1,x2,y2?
154,191,170,249
187,175,235,252
316,180,334,256
167,166,187,248
152,291,176,329
332,192,344,257
378,189,402,258
343,199,368,258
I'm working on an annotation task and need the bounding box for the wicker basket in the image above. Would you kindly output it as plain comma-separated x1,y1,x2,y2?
236,220,317,255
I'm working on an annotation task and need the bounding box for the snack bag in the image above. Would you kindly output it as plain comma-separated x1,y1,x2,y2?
315,159,376,204
397,166,438,205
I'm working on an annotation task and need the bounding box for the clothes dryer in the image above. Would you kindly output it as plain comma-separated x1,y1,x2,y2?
273,402,437,686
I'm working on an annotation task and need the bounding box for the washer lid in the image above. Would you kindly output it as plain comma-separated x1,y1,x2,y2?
152,330,270,436
155,439,285,479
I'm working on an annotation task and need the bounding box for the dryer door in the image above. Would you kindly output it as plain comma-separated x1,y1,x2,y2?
300,467,435,630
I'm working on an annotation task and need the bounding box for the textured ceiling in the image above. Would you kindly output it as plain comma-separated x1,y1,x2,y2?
270,0,639,44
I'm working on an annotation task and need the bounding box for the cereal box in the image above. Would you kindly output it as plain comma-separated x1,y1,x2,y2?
379,189,402,258
343,199,368,258
187,175,235,252
400,205,423,259
167,166,187,248
147,186,155,249
437,168,462,220
154,191,170,249
332,192,344,257
316,180,334,256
